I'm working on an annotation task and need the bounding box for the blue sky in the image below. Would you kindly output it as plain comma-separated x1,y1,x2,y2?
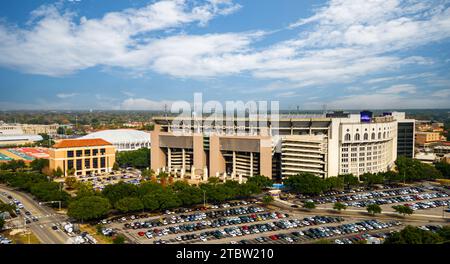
0,0,449,110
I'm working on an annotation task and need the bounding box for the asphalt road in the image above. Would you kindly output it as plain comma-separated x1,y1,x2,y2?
0,184,71,244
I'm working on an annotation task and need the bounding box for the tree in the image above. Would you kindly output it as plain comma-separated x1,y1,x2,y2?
0,218,4,230
333,202,347,212
142,194,160,211
262,195,274,205
360,172,384,187
392,205,413,216
303,201,316,210
141,169,154,180
384,225,443,244
102,182,138,205
30,159,49,173
67,196,111,221
53,167,63,177
207,177,220,185
338,174,359,189
114,197,144,213
112,162,119,171
57,126,65,135
284,173,327,195
67,168,76,176
113,235,125,244
396,156,442,182
247,175,273,189
435,161,450,179
65,177,77,189
116,148,150,169
156,190,182,210
366,204,382,215
325,177,344,191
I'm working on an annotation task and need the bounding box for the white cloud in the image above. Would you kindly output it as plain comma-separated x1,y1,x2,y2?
378,84,417,94
0,0,242,76
431,88,450,97
0,0,448,93
121,98,173,110
56,93,78,98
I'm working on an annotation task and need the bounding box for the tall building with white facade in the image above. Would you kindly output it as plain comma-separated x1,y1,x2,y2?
150,111,412,182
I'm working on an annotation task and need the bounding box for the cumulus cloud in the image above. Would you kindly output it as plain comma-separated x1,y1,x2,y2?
0,0,449,93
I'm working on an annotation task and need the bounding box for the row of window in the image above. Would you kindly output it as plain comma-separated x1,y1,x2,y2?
344,132,390,141
67,148,106,158
68,157,106,170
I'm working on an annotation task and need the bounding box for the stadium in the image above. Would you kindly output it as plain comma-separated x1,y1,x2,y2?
81,129,151,152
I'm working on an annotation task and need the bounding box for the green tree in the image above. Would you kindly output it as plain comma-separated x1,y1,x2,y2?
392,205,414,216
156,190,182,210
360,172,384,187
366,204,382,215
30,159,49,173
114,197,144,213
102,182,138,205
247,175,273,189
325,177,344,191
303,201,316,210
67,196,111,221
116,148,150,169
141,168,154,180
207,177,220,185
333,202,347,212
112,162,119,171
142,194,160,211
284,173,327,195
338,174,359,189
57,126,65,135
384,225,443,244
262,195,274,205
65,177,77,189
53,167,63,177
435,161,450,179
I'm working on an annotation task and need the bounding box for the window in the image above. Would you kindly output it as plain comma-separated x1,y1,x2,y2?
76,150,82,157
76,159,82,170
84,149,91,156
383,132,386,139
68,160,74,169
345,133,351,141
371,133,375,140
364,133,368,140
354,133,360,141
93,158,98,168
67,151,74,158
85,159,90,169
100,157,106,167
100,148,106,155
93,149,99,156
378,132,382,139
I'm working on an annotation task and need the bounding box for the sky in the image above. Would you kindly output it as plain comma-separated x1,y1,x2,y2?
0,0,449,111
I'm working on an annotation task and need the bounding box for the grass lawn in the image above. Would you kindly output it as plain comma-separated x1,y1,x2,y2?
4,230,41,244
79,224,113,244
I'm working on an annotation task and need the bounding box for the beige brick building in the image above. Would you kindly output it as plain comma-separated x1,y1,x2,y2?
49,138,116,177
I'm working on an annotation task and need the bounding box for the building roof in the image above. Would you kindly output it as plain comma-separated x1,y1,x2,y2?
80,129,151,144
52,138,112,149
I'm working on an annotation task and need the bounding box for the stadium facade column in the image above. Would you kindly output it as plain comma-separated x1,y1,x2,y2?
209,134,225,178
150,124,166,173
193,133,206,180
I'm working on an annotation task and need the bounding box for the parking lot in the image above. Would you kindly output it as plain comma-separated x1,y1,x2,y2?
75,168,142,191
293,185,450,216
99,198,412,244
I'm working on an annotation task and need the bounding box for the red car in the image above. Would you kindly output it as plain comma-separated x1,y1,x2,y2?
138,231,145,237
269,235,278,240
